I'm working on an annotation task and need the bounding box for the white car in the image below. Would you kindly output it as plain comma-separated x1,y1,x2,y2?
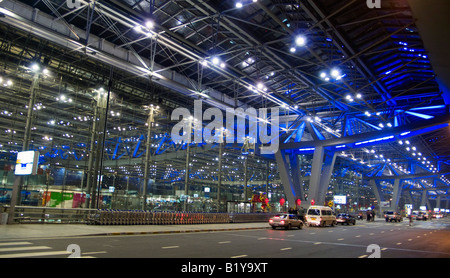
305,206,336,227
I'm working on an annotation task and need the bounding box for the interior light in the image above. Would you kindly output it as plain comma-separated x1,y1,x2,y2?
290,47,296,53
145,20,155,29
31,63,40,72
356,93,362,99
211,56,220,65
320,72,327,79
330,68,340,78
236,2,243,8
295,35,306,47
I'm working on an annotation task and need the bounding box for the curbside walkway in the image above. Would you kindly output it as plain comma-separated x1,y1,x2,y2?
0,222,270,240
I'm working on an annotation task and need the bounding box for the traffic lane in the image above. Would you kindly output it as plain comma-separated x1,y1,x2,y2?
19,227,378,258
2,219,449,258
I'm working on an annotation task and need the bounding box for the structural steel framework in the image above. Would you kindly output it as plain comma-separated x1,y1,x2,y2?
0,0,449,212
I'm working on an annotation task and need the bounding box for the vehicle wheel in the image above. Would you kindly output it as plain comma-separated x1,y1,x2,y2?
298,223,303,230
286,224,291,230
272,226,276,229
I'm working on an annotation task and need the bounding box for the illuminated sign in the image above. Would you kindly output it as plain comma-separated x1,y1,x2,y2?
333,195,347,205
15,151,39,175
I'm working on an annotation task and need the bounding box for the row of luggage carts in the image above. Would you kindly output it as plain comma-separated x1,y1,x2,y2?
88,209,230,225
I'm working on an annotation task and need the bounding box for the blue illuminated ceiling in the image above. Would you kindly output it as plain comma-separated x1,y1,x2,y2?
0,0,449,183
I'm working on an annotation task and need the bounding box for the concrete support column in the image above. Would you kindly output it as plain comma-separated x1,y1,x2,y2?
275,150,297,207
308,146,325,205
307,147,336,206
391,179,402,211
288,153,305,201
370,180,383,216
420,190,428,209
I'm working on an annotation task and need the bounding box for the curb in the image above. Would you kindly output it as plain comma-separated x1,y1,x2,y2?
101,226,269,236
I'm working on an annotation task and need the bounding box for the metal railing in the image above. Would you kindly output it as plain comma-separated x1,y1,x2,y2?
2,206,277,225
1,206,95,224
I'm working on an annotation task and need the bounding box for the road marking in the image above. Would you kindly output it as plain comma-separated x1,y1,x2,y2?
0,251,71,258
355,235,361,238
396,242,402,245
83,251,107,255
314,242,322,245
358,254,368,258
408,239,413,241
218,241,231,244
161,246,179,249
0,246,52,252
0,242,33,247
280,247,292,251
231,255,248,258
337,238,344,241
257,237,267,240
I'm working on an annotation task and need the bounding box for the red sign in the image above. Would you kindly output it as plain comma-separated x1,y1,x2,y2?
280,198,285,206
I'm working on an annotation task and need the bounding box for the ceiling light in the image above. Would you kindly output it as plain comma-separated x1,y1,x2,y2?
330,68,340,78
290,47,296,53
236,2,243,8
211,56,220,65
145,20,155,29
31,63,40,72
295,35,306,47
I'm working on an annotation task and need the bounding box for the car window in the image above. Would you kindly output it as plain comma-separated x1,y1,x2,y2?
307,209,320,215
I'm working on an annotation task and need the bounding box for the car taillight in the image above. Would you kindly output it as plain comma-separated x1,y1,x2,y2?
269,219,273,223
280,220,285,224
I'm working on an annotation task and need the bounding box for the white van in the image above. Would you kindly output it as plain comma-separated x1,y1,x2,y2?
305,205,336,227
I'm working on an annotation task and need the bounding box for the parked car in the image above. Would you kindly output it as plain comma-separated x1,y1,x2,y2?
384,211,403,222
269,214,303,230
336,213,356,225
305,206,336,227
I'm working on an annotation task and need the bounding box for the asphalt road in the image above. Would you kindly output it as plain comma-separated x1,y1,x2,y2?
1,218,449,260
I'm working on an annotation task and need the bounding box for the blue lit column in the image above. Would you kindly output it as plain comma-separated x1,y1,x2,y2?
391,178,402,211
275,150,297,208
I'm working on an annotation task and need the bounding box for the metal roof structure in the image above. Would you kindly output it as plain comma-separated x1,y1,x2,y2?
0,0,449,211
